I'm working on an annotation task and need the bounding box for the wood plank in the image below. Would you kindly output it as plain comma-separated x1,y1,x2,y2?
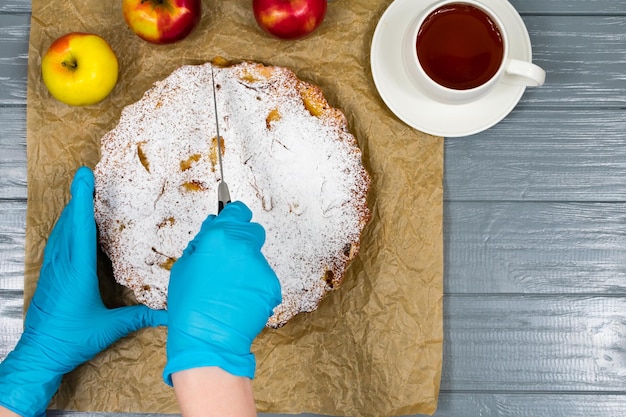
4,292,626,397
520,16,626,107
442,295,626,392
3,200,626,298
444,109,626,201
511,0,626,15
0,1,31,14
3,109,625,203
445,201,626,295
0,106,27,200
0,15,625,107
0,290,23,360
0,14,29,105
0,200,25,291
3,199,622,296
433,392,626,417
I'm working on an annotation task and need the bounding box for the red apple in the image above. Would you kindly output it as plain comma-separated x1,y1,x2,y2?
122,0,201,44
253,0,327,40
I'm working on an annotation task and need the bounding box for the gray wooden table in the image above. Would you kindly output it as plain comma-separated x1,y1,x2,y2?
2,0,626,416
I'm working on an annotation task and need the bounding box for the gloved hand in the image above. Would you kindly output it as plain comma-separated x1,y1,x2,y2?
163,201,282,385
0,167,167,417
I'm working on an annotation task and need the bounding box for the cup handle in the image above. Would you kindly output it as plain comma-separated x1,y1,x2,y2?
504,59,546,87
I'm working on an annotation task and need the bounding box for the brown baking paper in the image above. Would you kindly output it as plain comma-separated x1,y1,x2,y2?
24,1,443,416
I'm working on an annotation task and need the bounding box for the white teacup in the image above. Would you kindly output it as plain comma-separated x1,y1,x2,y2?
402,0,545,104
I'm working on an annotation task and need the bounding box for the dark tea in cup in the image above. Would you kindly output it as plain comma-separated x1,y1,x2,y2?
416,3,504,90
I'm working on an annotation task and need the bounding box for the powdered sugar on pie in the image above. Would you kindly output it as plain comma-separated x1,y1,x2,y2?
94,60,370,327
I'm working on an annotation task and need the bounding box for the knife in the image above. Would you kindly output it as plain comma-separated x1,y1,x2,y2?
210,66,231,213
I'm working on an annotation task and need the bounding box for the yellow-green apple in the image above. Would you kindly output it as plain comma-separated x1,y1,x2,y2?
122,0,201,44
253,0,327,40
41,33,119,106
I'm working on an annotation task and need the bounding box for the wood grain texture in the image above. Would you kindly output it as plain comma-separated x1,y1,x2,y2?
0,0,30,14
434,393,626,417
520,16,626,107
445,202,626,294
444,110,626,201
509,0,626,15
442,295,626,392
0,201,25,292
0,290,23,360
0,107,27,200
0,14,29,105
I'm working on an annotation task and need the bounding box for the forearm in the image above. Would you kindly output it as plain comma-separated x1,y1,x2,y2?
172,367,257,417
0,405,21,417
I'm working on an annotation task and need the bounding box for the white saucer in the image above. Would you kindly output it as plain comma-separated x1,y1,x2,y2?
370,0,533,137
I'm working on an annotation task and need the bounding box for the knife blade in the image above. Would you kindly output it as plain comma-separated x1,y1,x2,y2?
210,66,231,213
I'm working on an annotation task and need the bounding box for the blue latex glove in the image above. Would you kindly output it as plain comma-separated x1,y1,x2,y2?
163,201,282,385
0,167,167,417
